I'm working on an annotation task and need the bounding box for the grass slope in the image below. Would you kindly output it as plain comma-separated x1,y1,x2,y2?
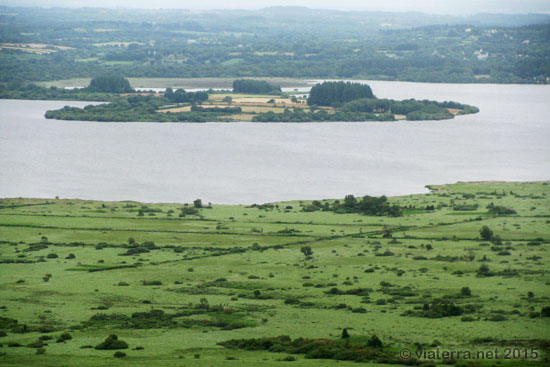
0,181,549,366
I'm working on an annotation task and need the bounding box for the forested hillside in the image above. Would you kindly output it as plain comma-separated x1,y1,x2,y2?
0,6,549,84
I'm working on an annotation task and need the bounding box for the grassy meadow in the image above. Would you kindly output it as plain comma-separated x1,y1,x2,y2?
0,182,549,366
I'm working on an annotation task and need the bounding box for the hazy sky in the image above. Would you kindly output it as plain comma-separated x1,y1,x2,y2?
1,0,549,15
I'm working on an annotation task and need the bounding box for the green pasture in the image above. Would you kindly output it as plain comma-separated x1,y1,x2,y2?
0,182,548,366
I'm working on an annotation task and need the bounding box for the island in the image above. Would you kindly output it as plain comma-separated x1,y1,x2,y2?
38,76,480,123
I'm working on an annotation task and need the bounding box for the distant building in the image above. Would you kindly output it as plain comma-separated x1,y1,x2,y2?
474,49,489,60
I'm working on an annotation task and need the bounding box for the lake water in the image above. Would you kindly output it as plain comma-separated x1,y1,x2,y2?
1,81,549,204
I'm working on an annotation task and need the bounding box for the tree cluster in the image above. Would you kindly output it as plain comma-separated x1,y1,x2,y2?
252,108,395,122
303,195,402,217
232,79,281,94
165,88,208,103
85,75,134,93
343,97,479,120
307,82,375,106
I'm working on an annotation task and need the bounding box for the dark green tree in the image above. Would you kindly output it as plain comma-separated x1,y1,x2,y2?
308,81,374,106
367,335,383,348
480,226,494,240
300,246,313,257
85,75,134,93
232,79,281,94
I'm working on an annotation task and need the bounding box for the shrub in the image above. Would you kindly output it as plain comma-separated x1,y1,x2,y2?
488,206,516,215
477,264,492,277
300,246,313,257
480,226,493,240
341,328,350,339
367,335,383,348
95,334,129,350
284,298,300,305
113,351,126,358
27,339,44,348
460,287,472,297
541,306,550,317
56,332,72,343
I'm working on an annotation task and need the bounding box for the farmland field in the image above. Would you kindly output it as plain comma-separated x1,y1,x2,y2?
0,181,548,366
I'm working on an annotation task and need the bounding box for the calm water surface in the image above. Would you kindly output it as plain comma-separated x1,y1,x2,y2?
0,81,549,204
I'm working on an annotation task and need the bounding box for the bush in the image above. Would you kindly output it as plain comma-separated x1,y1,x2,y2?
56,332,72,343
219,335,388,362
141,280,162,286
95,335,129,350
27,339,44,348
460,287,472,297
480,226,493,240
367,335,383,348
114,351,126,358
284,298,300,305
488,206,517,215
541,306,550,317
477,264,493,277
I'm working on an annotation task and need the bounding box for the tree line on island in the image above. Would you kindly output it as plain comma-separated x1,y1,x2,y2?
232,79,281,94
40,75,478,123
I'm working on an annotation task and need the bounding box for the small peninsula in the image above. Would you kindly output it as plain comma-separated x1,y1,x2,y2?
43,76,479,123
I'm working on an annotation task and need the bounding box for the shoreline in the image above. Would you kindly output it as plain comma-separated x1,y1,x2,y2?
2,180,549,207
37,77,550,90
